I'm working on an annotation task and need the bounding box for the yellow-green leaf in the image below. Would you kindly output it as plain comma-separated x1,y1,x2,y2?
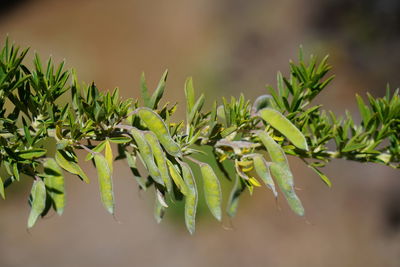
226,174,245,218
12,163,19,181
167,160,188,196
137,108,181,156
84,141,106,161
131,128,163,185
55,150,90,183
270,163,304,216
125,151,147,190
17,148,47,159
27,180,46,228
105,140,113,173
257,131,288,165
154,194,166,224
259,108,308,150
43,158,65,215
94,153,114,214
109,136,132,144
200,163,222,221
0,177,5,199
253,154,278,198
144,132,172,193
149,69,168,109
181,162,198,234
309,165,332,188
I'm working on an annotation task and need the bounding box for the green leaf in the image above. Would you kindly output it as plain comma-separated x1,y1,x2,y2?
342,142,367,153
270,163,304,216
377,153,391,164
154,191,166,223
85,141,106,161
55,150,90,183
43,158,65,215
253,154,278,197
185,77,195,117
17,148,47,159
144,132,173,193
252,95,274,113
27,180,46,228
125,151,147,190
140,72,151,107
12,163,20,181
356,94,371,125
105,140,113,173
226,174,245,218
220,126,237,138
149,69,168,109
0,177,5,199
181,162,198,234
131,128,163,185
188,93,205,125
308,165,332,188
109,136,132,144
167,160,188,196
259,108,308,150
200,163,222,221
22,118,33,146
94,153,114,214
257,131,289,165
137,108,181,157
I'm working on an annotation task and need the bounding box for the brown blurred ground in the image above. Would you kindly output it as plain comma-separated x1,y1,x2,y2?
1,0,400,266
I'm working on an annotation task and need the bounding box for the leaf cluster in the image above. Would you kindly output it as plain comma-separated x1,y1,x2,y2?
0,39,398,233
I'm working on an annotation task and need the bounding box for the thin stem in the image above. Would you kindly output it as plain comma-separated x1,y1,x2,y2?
185,155,204,166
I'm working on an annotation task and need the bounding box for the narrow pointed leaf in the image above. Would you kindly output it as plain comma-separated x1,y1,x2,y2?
85,141,106,161
149,69,168,109
140,72,151,107
109,136,132,144
184,77,195,115
17,148,47,159
308,165,332,187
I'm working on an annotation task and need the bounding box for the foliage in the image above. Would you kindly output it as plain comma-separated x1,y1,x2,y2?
0,38,399,233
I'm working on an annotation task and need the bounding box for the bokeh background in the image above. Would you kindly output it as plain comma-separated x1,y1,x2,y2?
1,0,400,266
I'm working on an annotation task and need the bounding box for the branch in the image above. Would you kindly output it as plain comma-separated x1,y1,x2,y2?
0,38,398,233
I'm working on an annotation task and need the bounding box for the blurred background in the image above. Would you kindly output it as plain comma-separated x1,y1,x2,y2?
1,0,400,266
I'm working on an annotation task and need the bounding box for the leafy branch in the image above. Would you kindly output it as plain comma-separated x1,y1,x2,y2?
0,38,398,233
